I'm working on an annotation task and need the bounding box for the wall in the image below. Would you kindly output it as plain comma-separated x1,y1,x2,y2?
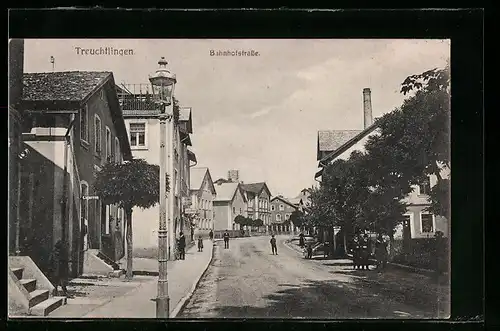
230,188,247,230
258,189,271,226
213,202,229,231
270,199,297,224
75,88,126,261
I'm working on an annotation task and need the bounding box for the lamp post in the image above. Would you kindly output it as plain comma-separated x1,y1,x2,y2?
149,56,177,318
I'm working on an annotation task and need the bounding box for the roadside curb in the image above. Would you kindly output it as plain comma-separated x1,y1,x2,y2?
170,243,215,318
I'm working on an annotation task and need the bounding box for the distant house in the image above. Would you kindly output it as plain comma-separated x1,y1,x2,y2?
241,182,272,231
213,182,247,231
288,188,311,212
189,167,217,233
120,82,196,256
20,71,132,276
315,88,449,244
269,196,299,233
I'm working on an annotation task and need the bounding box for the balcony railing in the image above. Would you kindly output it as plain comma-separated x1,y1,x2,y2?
117,84,158,111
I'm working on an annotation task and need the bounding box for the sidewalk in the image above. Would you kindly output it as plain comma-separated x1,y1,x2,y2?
48,240,214,318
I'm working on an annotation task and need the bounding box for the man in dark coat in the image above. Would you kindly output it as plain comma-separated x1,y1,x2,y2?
178,232,186,260
352,235,361,269
360,233,371,270
223,230,230,249
299,232,305,248
209,230,214,241
48,240,71,297
270,235,278,255
375,234,389,272
197,236,204,252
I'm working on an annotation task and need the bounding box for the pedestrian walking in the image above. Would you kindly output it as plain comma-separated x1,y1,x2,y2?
270,235,278,255
197,236,204,252
352,235,361,269
375,234,388,272
209,229,214,241
223,230,230,249
178,232,186,260
306,243,313,259
299,232,305,248
360,233,371,270
48,240,72,297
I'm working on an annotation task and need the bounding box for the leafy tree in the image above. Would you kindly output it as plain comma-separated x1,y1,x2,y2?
94,159,169,279
365,62,450,219
289,210,305,229
253,218,264,227
427,178,450,221
234,215,247,226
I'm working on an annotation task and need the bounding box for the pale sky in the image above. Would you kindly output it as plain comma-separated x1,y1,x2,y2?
24,39,450,198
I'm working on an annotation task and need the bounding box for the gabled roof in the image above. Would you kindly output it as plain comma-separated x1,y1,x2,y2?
241,182,271,197
315,120,383,179
214,182,244,202
22,71,132,160
190,167,216,195
23,71,111,103
270,196,299,209
317,130,362,161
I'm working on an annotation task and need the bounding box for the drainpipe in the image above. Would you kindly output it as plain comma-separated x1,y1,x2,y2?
60,115,76,245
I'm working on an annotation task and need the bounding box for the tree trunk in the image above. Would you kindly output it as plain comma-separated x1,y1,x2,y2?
125,207,133,279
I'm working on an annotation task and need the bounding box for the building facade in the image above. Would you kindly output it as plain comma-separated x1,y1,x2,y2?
315,88,450,244
20,71,132,276
269,196,298,233
120,83,196,258
213,182,247,231
241,183,272,231
188,167,217,235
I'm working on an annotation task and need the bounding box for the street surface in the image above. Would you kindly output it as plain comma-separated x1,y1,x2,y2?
179,236,448,319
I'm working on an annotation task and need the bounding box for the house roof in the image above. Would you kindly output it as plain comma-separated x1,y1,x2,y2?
21,71,132,160
190,167,208,190
214,182,242,202
317,130,362,160
23,71,112,102
270,196,298,209
241,182,271,196
315,120,383,179
122,109,160,117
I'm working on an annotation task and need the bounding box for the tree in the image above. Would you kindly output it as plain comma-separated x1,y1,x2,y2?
253,218,264,227
94,159,168,279
365,62,450,219
289,210,305,229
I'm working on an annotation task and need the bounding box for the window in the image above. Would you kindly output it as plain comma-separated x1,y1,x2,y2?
419,177,431,195
80,105,89,143
271,205,275,211
276,214,282,222
105,127,112,162
129,123,146,148
94,115,102,154
233,207,236,214
279,204,284,211
240,208,242,215
114,137,121,163
100,89,106,100
80,181,89,222
421,213,434,233
104,205,112,235
174,170,178,195
285,213,290,220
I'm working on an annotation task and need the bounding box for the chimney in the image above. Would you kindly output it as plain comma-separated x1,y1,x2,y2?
363,88,373,129
228,170,239,183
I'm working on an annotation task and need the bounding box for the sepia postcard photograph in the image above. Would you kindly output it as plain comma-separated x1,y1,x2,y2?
8,38,451,320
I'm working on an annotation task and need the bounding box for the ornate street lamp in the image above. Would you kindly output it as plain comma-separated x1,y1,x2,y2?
149,56,177,319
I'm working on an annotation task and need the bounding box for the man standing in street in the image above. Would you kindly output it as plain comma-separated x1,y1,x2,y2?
223,230,230,249
48,240,72,297
209,229,214,241
270,234,278,255
178,232,186,260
